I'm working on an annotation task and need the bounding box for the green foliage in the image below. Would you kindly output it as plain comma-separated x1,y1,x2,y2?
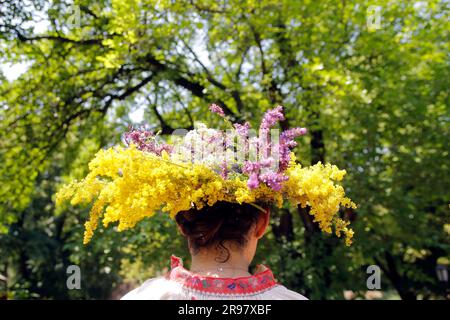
0,0,448,299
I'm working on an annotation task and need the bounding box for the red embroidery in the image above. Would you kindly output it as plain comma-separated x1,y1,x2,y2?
171,255,182,269
168,255,278,295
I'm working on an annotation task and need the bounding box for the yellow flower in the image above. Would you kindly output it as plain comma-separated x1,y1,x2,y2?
56,147,357,245
282,161,356,244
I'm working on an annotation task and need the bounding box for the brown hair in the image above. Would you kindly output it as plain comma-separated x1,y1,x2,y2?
175,201,265,262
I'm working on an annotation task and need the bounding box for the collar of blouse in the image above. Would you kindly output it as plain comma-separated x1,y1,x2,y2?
166,255,278,295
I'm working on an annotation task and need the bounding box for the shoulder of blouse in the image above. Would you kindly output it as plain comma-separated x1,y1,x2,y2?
264,284,309,300
120,276,185,300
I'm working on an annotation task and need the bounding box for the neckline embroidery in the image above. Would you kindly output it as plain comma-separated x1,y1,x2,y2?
167,255,278,295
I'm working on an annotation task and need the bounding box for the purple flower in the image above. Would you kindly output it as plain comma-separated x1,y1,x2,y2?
233,122,250,136
123,128,172,156
233,122,251,158
220,161,229,179
247,173,260,189
209,104,225,117
259,172,289,191
260,157,274,168
206,131,224,144
282,127,307,138
242,161,262,189
278,147,291,172
278,127,308,171
260,106,285,132
242,161,261,175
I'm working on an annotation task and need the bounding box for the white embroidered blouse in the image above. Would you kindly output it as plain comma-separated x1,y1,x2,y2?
121,255,308,300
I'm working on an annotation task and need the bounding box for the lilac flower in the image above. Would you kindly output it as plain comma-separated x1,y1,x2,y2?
157,144,174,155
260,106,285,132
233,122,251,159
242,161,261,175
280,128,307,150
220,160,229,179
209,104,226,117
123,128,172,156
206,130,224,144
259,157,274,168
233,122,250,136
282,127,307,139
278,146,291,172
247,173,260,189
242,161,261,189
259,172,289,191
279,127,308,171
243,160,288,190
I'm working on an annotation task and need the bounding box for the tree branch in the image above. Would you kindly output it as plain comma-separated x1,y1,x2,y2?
188,0,227,14
247,19,281,105
143,54,239,120
180,38,244,112
6,25,103,45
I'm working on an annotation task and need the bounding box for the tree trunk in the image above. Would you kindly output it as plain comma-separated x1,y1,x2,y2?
375,251,417,300
272,209,294,242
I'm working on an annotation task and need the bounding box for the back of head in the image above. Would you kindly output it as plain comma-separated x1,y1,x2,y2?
175,201,265,262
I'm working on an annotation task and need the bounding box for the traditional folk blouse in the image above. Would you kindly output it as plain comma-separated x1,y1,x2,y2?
121,255,308,300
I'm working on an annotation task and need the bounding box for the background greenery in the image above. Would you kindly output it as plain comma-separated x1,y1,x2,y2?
0,0,448,300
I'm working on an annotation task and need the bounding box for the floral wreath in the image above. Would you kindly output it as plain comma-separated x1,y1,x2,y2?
56,105,356,245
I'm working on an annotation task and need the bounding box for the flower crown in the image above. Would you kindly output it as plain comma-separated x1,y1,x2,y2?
56,105,356,245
